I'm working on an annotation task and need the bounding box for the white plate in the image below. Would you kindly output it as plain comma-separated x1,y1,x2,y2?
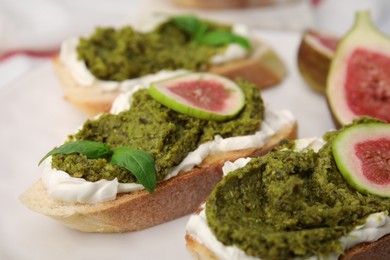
0,30,334,260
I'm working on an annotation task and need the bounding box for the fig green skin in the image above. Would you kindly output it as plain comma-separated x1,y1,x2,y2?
326,10,390,127
149,73,245,121
332,123,390,197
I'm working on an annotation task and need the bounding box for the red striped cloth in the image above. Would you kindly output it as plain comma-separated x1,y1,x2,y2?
311,0,323,6
0,49,58,62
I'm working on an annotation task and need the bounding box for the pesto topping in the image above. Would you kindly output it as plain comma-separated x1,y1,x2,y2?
206,117,390,259
51,80,263,184
76,19,232,81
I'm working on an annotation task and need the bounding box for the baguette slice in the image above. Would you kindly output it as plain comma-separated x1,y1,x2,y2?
53,38,286,116
20,120,296,233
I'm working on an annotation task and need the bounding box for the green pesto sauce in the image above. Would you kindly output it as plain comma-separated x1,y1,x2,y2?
51,80,263,183
76,19,230,81
205,117,390,259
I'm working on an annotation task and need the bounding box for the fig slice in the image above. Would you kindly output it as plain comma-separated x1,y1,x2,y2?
327,10,390,127
332,123,390,197
297,29,339,93
149,73,245,121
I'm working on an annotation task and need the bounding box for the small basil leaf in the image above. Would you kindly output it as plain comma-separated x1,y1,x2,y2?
38,141,112,166
197,31,251,50
171,15,202,36
230,34,251,50
194,21,209,42
110,147,156,193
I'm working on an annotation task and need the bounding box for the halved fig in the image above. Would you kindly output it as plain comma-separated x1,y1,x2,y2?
297,29,339,93
149,73,245,121
332,123,390,197
327,11,390,127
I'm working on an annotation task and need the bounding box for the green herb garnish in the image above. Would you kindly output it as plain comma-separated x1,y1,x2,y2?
111,147,156,193
198,31,251,49
172,15,251,50
172,15,204,36
39,141,157,193
38,141,112,166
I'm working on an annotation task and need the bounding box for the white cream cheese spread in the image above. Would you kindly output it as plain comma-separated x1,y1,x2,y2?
186,139,390,260
41,83,295,204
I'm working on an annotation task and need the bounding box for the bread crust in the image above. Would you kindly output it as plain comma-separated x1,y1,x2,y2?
53,39,286,116
53,56,117,116
20,121,296,233
340,233,390,259
186,234,219,260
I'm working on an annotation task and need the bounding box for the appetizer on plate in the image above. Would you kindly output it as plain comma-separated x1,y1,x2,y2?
54,14,286,116
186,117,390,259
21,73,296,232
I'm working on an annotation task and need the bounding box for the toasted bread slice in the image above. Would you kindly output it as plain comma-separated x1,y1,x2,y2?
20,120,296,233
53,39,286,116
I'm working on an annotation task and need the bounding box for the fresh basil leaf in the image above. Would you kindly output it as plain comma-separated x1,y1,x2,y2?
172,15,251,50
230,34,251,50
110,147,156,193
171,15,202,36
197,31,251,50
38,140,112,165
194,21,209,42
